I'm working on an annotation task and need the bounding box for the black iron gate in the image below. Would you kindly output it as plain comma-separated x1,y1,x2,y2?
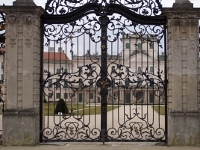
41,0,167,143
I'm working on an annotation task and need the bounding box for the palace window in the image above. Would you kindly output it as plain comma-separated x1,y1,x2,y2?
126,43,130,49
64,69,68,73
56,93,61,99
48,79,52,88
150,66,153,73
89,93,93,99
48,93,53,99
149,42,154,49
138,66,142,73
64,93,68,99
56,79,61,88
137,43,142,50
136,92,144,103
56,69,61,74
63,80,68,88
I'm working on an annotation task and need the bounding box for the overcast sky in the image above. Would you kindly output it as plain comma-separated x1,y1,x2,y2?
0,0,199,57
0,0,200,8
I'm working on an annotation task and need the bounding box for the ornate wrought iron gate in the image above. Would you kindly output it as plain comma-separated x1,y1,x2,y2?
41,0,167,143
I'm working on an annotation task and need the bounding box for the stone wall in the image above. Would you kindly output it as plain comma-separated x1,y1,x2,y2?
0,5,44,145
163,5,200,146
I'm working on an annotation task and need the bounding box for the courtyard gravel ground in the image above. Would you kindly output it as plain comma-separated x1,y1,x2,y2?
0,142,200,150
0,106,198,149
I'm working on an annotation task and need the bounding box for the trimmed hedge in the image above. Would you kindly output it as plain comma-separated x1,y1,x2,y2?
54,98,68,114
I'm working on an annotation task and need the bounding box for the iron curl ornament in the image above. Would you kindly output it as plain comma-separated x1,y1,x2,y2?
43,15,102,43
0,12,5,34
43,59,101,100
0,11,5,49
45,0,163,16
107,107,165,141
42,116,101,141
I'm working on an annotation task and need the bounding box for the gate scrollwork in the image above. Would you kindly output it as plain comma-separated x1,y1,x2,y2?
0,11,5,49
45,0,162,16
41,0,167,142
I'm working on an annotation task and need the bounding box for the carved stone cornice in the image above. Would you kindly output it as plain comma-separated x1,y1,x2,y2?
169,110,200,116
169,18,198,27
9,39,16,47
6,13,35,25
23,14,34,24
163,7,200,19
6,14,18,24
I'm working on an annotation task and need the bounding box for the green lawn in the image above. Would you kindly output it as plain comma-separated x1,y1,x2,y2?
152,106,165,115
44,103,119,116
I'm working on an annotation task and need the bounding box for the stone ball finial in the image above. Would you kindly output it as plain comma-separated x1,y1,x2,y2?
13,0,36,6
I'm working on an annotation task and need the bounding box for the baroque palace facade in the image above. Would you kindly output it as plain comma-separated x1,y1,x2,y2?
43,34,165,104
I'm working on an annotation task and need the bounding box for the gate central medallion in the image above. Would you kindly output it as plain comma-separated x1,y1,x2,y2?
97,78,111,88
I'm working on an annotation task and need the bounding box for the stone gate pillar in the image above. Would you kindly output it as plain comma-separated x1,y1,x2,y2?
163,0,200,146
0,0,44,146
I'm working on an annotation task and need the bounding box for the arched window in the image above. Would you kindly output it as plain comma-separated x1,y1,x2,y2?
150,93,154,103
136,92,144,103
150,66,153,73
111,78,115,88
149,42,154,49
138,66,142,73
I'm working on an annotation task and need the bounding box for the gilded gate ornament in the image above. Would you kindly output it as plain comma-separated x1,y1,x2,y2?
97,78,111,89
0,23,5,31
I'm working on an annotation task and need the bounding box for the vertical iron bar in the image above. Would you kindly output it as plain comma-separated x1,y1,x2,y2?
70,37,73,116
147,40,149,123
111,42,114,128
116,37,119,123
141,38,143,118
83,33,85,123
152,40,155,125
129,36,131,116
99,16,109,143
118,85,120,125
135,37,138,106
95,42,97,128
157,38,161,129
64,39,68,115
164,25,168,143
47,40,50,127
40,20,44,142
59,40,62,123
77,37,79,117
88,36,91,125
123,35,125,124
53,40,56,125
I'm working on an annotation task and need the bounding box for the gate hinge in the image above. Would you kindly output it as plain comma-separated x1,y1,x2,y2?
39,78,44,83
